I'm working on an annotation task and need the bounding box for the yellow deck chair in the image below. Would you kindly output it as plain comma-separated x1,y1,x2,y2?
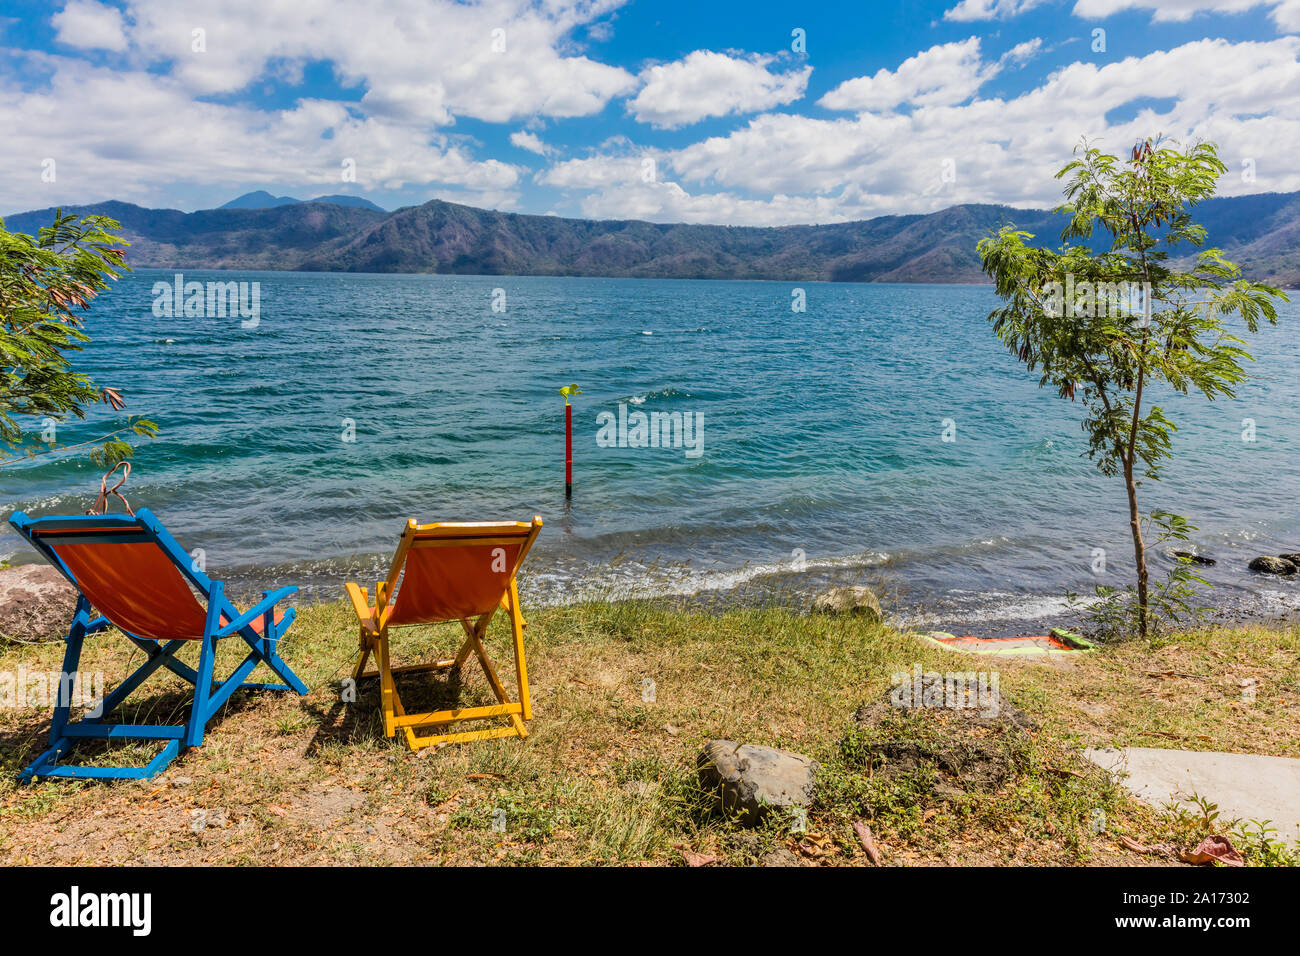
345,517,542,750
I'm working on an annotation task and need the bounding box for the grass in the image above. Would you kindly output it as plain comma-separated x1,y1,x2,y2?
0,597,1297,866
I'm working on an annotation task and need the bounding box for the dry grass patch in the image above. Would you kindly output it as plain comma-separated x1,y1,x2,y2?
0,600,1296,866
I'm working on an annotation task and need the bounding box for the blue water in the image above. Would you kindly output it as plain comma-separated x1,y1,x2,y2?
4,270,1299,634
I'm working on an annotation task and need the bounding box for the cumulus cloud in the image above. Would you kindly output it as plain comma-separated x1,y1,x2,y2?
948,0,1300,31
1071,0,1300,30
1001,38,1045,66
563,36,1300,225
12,1,1300,228
510,130,552,156
111,0,637,122
819,38,1000,112
627,51,811,128
0,0,640,211
944,0,1050,21
52,0,128,52
0,53,521,212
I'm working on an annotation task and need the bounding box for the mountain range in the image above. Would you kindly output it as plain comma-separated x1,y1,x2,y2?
218,190,387,212
5,191,1298,287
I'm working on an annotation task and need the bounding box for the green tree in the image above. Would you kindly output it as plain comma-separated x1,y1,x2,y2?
978,138,1287,639
1,211,156,468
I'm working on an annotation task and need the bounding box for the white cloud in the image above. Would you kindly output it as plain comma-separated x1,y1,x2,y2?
52,1,128,52
14,2,1300,229
627,51,811,129
0,54,522,212
510,130,552,156
115,0,636,122
566,180,848,226
944,0,1050,21
563,36,1300,225
1071,0,1300,30
819,38,998,112
948,0,1300,30
538,152,652,189
3,0,639,212
1001,38,1045,66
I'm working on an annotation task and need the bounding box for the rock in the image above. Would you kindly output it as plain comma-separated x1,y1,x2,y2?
0,565,76,643
1172,550,1216,566
760,846,802,867
1279,553,1300,565
698,740,818,827
811,585,882,622
1248,556,1298,576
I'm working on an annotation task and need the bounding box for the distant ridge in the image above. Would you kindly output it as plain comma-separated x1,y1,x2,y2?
4,192,1297,286
218,190,386,212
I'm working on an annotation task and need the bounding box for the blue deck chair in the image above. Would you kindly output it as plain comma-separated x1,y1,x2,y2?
8,508,309,782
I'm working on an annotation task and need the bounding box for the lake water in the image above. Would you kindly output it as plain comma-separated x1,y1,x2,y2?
4,270,1299,635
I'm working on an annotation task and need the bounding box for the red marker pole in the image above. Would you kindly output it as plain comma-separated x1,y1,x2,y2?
565,401,573,500
560,384,580,500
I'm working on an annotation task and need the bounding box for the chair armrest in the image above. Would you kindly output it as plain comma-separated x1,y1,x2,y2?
215,586,298,639
345,582,377,633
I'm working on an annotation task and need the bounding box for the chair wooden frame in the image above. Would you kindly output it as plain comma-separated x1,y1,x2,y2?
345,516,542,750
7,509,309,782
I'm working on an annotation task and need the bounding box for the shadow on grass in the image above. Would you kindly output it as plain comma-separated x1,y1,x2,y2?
0,686,277,780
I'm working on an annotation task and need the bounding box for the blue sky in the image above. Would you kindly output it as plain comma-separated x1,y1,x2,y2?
1,0,1297,222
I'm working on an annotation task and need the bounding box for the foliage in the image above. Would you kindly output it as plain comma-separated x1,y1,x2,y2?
1078,512,1212,642
0,210,157,467
978,137,1287,638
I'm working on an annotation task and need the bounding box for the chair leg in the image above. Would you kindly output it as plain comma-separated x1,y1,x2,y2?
49,624,87,742
258,638,310,695
374,607,532,751
22,631,192,783
185,631,218,748
376,629,397,738
352,627,372,681
469,632,528,739
507,580,532,722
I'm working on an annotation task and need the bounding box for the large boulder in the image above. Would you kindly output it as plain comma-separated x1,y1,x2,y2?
1248,556,1298,576
0,565,76,643
811,585,882,623
698,740,818,827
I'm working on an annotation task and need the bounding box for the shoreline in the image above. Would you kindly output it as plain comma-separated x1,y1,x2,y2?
12,547,1297,641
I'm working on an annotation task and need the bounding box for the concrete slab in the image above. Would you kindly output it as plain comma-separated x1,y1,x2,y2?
1085,747,1300,843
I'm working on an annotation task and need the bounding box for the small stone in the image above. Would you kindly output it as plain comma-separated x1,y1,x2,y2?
1279,553,1300,565
760,846,802,867
1248,556,1298,575
171,776,193,788
664,724,679,736
811,586,882,623
1172,550,1216,566
698,740,818,827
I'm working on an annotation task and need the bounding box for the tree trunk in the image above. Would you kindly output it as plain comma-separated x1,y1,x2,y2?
1123,454,1148,639
1125,357,1150,639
